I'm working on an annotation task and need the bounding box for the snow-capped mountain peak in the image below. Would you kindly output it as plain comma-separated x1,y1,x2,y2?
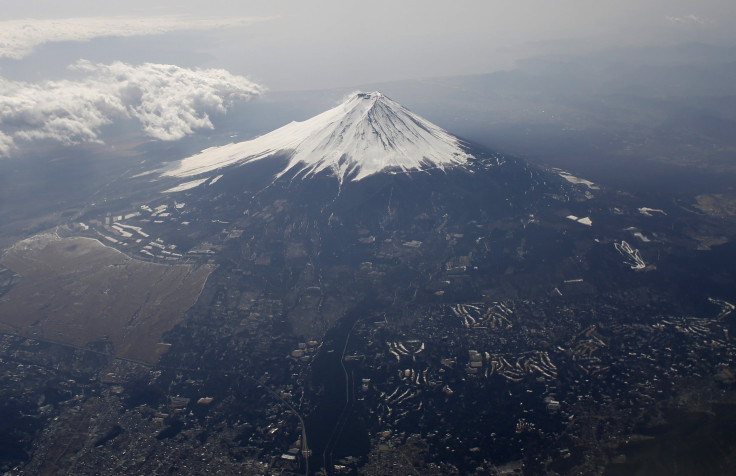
162,91,474,183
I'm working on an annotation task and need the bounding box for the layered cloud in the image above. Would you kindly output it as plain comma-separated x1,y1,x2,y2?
0,61,265,156
0,16,264,60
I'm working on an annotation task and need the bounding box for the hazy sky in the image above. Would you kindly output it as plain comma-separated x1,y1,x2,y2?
3,1,735,88
1,0,734,156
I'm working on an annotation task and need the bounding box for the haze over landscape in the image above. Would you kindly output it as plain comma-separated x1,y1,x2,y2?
1,1,736,475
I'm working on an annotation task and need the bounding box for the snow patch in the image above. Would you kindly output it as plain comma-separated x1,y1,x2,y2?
556,170,598,189
163,177,209,193
638,207,666,216
633,232,651,242
709,298,735,319
10,231,61,252
615,241,646,270
567,215,592,226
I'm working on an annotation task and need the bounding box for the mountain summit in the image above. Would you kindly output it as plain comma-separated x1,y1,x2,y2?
163,92,474,183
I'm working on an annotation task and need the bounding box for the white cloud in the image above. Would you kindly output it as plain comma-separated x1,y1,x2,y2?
665,15,706,25
0,130,14,156
0,61,265,156
0,16,266,60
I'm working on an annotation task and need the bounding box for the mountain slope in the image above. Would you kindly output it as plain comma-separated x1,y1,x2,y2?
162,92,474,183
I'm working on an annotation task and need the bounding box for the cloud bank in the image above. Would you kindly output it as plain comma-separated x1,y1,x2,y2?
0,61,265,156
0,16,264,60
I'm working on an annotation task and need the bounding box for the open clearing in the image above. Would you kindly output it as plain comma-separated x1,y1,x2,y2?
0,233,214,363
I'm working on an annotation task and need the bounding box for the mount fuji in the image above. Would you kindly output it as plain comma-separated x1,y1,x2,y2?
162,91,474,183
4,86,734,476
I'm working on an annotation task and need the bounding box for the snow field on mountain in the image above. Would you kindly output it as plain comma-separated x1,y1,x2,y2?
163,92,474,182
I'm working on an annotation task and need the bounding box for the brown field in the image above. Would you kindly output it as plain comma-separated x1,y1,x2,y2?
694,193,736,217
0,233,214,363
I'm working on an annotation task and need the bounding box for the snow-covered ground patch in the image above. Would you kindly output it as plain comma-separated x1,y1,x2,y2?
709,298,735,319
566,215,592,226
130,169,157,179
9,231,61,252
555,170,599,189
163,177,209,193
111,224,133,238
615,241,646,270
633,232,651,242
638,207,666,216
115,223,149,238
625,227,652,242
